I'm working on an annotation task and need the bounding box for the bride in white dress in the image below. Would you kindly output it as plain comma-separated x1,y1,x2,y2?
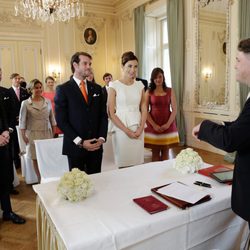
108,51,147,167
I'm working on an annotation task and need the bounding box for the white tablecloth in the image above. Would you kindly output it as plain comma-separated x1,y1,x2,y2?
33,160,248,250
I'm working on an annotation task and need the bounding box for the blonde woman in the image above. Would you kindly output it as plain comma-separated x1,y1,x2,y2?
108,51,147,168
19,79,56,182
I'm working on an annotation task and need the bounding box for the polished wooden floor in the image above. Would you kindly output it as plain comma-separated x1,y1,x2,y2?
0,146,233,250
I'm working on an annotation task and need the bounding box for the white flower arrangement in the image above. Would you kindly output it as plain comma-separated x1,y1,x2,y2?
174,148,203,174
57,168,93,202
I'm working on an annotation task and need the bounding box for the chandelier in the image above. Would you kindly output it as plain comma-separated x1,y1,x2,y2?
14,0,84,24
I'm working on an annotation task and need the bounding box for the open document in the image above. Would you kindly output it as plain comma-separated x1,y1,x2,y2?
157,182,210,204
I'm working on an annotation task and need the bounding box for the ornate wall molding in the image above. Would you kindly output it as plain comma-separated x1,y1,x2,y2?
121,9,133,22
0,11,11,23
193,0,233,112
0,10,42,28
75,13,106,54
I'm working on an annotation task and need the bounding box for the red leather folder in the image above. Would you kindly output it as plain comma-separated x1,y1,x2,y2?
151,184,211,210
198,165,232,184
133,195,169,214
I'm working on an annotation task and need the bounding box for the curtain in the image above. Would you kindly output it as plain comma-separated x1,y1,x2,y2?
239,0,250,108
167,0,185,145
134,5,146,78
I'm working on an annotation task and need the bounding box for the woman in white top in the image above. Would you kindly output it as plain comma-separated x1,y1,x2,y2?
19,79,56,182
108,51,147,167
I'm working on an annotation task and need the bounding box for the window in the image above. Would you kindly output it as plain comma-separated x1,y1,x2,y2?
144,2,171,87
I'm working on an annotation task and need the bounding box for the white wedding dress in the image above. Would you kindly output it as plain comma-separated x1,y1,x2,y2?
109,80,144,167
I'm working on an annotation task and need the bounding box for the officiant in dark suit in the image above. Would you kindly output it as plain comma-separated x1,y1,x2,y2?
55,52,108,174
192,38,250,229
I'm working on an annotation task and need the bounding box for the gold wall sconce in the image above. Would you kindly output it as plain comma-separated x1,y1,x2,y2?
49,65,61,82
202,68,212,81
52,71,61,82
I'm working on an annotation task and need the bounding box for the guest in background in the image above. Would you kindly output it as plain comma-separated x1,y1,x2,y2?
144,68,179,161
19,79,56,182
192,38,250,230
0,99,25,224
108,51,147,168
20,76,27,89
42,76,62,136
9,73,29,169
102,72,113,104
55,52,108,174
0,68,14,134
0,68,18,195
42,76,56,109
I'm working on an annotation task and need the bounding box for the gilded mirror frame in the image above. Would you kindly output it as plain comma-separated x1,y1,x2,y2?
194,0,234,111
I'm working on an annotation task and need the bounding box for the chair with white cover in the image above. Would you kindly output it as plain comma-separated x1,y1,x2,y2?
13,164,20,187
34,137,69,183
16,126,38,184
102,133,116,172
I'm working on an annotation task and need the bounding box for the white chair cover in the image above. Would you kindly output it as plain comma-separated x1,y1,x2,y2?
16,126,38,184
102,133,116,172
13,164,20,187
34,137,69,183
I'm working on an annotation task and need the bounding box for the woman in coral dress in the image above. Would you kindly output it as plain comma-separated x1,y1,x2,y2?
144,68,179,161
42,76,62,136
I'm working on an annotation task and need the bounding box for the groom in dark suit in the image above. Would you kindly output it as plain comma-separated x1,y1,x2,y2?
55,52,108,174
192,38,250,229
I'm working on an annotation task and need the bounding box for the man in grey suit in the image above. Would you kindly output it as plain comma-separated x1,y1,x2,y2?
55,52,108,174
192,38,250,229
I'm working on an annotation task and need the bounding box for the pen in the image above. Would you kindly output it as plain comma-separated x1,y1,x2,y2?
194,181,212,188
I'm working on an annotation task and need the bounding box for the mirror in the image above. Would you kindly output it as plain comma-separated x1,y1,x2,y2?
195,0,233,109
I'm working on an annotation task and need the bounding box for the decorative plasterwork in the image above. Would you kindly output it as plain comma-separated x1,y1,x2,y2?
0,11,11,23
121,9,133,21
0,9,42,28
197,0,234,8
76,12,106,54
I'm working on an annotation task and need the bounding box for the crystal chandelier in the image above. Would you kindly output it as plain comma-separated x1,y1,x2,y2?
14,0,84,24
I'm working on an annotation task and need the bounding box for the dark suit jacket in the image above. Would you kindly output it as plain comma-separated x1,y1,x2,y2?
54,78,108,157
198,98,250,221
0,86,14,128
0,99,13,195
9,87,29,126
102,86,108,104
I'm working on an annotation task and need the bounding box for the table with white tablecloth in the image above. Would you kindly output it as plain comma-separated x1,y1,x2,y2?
33,160,248,250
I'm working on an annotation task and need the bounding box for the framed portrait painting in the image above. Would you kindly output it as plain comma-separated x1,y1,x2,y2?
84,28,97,45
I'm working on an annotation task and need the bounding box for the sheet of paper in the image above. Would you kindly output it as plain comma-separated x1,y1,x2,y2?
157,182,209,204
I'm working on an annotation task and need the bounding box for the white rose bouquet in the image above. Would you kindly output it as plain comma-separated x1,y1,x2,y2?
174,148,203,174
57,168,93,202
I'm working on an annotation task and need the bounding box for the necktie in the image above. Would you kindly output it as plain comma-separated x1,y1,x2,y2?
80,80,88,103
15,88,20,101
